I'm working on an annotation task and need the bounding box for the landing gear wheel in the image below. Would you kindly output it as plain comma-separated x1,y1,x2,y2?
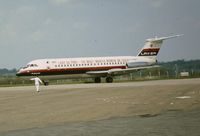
94,77,101,83
106,77,113,83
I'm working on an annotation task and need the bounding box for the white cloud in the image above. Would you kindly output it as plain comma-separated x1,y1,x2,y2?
49,0,74,5
0,5,47,46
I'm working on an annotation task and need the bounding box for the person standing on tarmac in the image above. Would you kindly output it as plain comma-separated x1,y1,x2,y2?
30,76,43,92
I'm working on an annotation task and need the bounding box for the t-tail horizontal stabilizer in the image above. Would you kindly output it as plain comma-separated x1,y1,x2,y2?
137,34,183,58
146,34,183,42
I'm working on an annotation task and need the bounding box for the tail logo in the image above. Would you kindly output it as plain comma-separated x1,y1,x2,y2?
138,48,160,56
137,35,182,57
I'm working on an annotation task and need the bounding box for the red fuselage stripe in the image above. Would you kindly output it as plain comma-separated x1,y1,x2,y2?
20,65,126,75
141,48,160,52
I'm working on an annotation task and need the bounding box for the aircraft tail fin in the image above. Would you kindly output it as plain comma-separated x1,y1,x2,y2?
137,34,183,59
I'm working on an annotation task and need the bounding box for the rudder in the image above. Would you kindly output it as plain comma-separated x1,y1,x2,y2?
137,35,182,59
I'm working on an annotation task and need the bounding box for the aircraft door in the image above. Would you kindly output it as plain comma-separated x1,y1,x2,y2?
46,61,51,70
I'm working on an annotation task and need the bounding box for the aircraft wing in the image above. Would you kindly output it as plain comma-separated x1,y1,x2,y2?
86,70,109,77
86,65,160,76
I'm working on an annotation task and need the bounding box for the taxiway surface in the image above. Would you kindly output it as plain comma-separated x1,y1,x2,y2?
0,78,200,135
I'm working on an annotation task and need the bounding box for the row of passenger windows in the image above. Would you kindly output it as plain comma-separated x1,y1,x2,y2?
55,62,126,68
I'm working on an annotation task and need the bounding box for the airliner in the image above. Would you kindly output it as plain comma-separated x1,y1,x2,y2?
16,35,182,83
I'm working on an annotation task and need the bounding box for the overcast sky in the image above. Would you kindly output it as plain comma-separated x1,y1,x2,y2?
0,0,200,68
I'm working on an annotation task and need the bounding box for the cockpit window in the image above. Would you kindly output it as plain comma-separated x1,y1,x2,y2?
25,64,38,68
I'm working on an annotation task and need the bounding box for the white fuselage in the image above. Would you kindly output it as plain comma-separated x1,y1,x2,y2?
16,35,181,83
16,56,155,76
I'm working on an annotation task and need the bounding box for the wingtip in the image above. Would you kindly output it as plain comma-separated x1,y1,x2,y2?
176,34,184,37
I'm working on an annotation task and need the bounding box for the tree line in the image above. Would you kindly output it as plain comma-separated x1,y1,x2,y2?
0,68,17,76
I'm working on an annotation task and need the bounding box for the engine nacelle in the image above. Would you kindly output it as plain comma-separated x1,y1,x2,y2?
126,58,156,68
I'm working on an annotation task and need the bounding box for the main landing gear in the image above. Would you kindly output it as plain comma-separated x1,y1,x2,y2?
94,77,113,83
106,77,113,83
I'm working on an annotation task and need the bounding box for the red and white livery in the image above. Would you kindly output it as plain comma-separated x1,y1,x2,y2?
17,35,182,83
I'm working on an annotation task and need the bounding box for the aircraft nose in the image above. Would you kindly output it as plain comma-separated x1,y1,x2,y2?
16,69,23,76
16,72,21,76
